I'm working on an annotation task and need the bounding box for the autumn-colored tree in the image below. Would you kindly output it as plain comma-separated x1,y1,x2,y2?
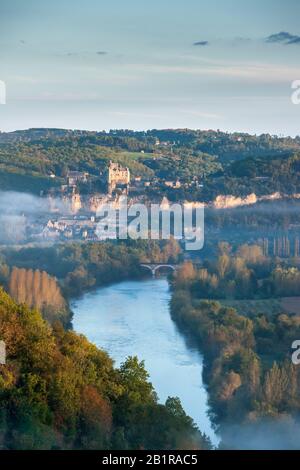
237,244,265,264
9,267,67,324
176,261,196,283
216,254,230,279
263,362,289,407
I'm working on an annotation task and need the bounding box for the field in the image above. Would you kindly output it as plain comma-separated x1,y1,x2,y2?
222,298,283,317
222,297,300,317
280,297,300,315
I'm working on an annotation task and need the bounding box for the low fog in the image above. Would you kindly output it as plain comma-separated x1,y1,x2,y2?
0,190,61,215
0,190,65,244
221,417,300,450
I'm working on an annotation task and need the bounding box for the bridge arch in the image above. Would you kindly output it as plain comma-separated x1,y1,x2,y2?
140,264,177,277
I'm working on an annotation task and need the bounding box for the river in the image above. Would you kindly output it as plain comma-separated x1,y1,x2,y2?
71,278,218,446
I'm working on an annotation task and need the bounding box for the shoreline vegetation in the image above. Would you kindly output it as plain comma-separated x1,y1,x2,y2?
170,247,300,449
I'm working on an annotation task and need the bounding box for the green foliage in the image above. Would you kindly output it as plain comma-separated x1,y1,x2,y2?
2,128,300,200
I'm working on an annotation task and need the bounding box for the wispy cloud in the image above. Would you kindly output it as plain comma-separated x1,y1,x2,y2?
59,51,108,57
110,109,221,120
192,33,300,48
129,61,300,83
180,109,221,119
265,31,300,45
193,37,253,48
230,37,252,45
193,41,209,47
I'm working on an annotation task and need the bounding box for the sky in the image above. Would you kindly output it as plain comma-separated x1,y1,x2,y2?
0,0,300,135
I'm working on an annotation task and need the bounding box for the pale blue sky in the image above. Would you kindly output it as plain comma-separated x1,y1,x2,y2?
0,0,300,135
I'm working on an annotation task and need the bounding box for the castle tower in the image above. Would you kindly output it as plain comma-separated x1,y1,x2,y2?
107,161,130,194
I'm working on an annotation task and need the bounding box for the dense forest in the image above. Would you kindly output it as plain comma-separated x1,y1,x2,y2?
1,128,300,200
0,288,211,450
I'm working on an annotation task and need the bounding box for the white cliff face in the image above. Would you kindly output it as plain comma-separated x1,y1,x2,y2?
260,192,281,201
71,194,82,214
213,193,257,209
211,191,300,209
184,201,205,209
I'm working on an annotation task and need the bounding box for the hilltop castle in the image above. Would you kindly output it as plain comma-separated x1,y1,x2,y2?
107,161,130,194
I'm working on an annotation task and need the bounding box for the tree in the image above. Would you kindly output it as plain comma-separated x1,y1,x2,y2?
216,254,230,279
219,371,242,401
119,356,156,405
8,267,67,324
176,261,196,283
263,362,289,408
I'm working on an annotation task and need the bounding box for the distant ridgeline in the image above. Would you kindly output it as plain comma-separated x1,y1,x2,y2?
0,128,300,200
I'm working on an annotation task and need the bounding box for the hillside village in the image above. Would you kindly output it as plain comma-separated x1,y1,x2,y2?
2,155,300,248
4,160,188,244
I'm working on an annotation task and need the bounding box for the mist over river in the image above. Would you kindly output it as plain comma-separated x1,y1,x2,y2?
71,278,218,446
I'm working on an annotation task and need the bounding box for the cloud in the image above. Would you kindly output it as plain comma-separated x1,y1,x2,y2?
193,41,209,47
231,37,252,45
191,33,300,48
60,51,108,57
129,61,300,84
193,37,252,47
265,31,300,45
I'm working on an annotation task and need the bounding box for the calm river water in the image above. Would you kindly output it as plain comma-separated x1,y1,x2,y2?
71,278,218,446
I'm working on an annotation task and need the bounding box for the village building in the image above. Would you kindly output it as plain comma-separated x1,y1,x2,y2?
88,194,110,213
67,171,89,187
164,180,181,189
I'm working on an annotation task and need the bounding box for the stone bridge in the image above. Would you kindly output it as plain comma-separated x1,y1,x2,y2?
140,263,179,277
